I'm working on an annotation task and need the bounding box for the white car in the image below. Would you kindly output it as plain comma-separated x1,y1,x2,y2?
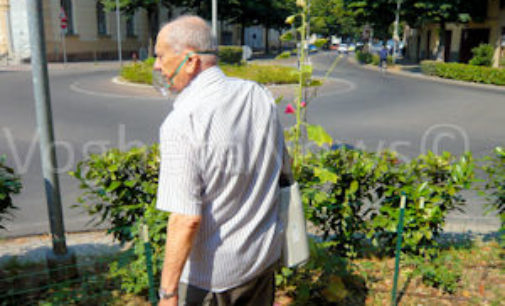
338,44,348,53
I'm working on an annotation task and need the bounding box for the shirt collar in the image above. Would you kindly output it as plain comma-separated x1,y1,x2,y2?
173,66,226,110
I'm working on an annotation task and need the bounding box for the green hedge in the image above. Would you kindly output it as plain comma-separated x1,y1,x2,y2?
421,60,505,86
0,155,22,229
356,51,393,66
120,58,321,86
218,46,243,65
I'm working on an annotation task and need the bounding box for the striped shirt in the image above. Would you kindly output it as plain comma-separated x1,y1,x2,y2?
156,66,284,292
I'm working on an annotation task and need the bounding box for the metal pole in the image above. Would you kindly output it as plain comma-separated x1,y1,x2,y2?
27,0,67,256
116,0,122,65
212,0,218,44
391,195,406,306
61,30,67,64
392,0,401,64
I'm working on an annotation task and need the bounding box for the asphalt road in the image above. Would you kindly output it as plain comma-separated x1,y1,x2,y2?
1,53,504,237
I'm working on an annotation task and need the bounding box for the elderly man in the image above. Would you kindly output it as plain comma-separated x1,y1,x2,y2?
154,16,284,306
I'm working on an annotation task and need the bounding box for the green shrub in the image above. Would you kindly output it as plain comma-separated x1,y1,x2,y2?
0,155,22,229
218,46,243,65
120,57,155,85
299,147,397,258
409,252,463,294
298,142,475,258
120,58,316,86
469,43,494,67
371,54,393,66
421,60,505,86
355,51,373,64
71,145,169,294
221,63,321,86
483,147,505,245
70,145,162,243
275,51,292,60
369,151,475,256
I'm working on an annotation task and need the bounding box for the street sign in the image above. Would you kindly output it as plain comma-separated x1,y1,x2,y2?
59,7,67,63
59,7,67,30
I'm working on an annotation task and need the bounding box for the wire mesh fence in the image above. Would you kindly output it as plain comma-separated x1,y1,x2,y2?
0,226,159,306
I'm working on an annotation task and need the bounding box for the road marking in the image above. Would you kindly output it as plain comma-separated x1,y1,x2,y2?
70,81,170,101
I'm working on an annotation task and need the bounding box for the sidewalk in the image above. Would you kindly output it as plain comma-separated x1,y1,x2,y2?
351,57,505,94
0,60,126,72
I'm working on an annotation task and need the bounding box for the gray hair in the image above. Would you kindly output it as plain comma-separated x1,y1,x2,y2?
161,15,218,64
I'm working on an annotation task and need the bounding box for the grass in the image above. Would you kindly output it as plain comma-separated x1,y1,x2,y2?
120,59,322,87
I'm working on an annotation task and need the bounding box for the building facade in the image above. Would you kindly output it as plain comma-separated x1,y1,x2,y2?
407,0,505,67
0,0,280,64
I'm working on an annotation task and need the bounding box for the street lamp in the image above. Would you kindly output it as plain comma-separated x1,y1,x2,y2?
116,0,122,65
392,0,402,64
212,0,218,44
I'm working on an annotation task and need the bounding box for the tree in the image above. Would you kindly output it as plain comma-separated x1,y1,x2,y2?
310,0,358,38
345,0,396,41
100,0,179,55
402,0,485,61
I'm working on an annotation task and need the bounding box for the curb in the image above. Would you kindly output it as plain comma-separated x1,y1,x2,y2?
350,57,505,94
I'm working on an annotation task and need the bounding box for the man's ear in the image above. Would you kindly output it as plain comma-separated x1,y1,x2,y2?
185,54,201,74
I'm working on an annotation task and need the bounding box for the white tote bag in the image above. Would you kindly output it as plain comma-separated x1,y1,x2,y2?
279,146,310,268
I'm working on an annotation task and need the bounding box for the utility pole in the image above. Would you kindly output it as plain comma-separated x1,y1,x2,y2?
212,0,218,44
392,0,402,64
27,0,76,281
116,0,122,65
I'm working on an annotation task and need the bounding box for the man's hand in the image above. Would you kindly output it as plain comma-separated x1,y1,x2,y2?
158,296,178,306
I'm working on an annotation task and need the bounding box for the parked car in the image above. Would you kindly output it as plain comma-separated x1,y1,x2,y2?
309,44,318,53
338,43,348,53
348,43,356,52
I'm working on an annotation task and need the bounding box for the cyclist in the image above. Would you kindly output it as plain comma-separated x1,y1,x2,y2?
379,44,388,73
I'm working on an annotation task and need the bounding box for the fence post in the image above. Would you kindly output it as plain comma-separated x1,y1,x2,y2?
142,224,157,306
391,194,406,306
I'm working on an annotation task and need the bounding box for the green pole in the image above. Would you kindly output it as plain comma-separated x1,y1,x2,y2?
142,224,157,306
391,195,406,306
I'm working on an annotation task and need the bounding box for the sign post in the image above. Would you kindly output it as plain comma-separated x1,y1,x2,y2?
59,7,67,64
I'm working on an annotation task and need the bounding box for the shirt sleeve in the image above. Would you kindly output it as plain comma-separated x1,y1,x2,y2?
156,126,203,216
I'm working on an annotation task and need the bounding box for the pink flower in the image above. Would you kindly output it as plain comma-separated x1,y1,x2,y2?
284,104,295,114
301,101,307,108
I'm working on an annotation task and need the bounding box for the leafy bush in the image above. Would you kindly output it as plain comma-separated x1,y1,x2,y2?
120,58,320,86
120,57,155,85
70,145,161,243
218,46,243,65
298,138,474,258
369,152,474,256
483,147,505,244
409,252,463,294
371,54,393,66
275,240,367,305
71,145,169,294
299,147,398,257
469,43,494,67
275,51,292,60
221,64,322,86
421,60,505,86
356,51,373,64
0,155,22,229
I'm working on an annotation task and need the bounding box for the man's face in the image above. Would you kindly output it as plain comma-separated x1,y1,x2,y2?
153,32,200,93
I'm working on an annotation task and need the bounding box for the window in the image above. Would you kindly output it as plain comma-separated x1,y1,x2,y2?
96,1,107,36
60,0,74,35
126,14,135,37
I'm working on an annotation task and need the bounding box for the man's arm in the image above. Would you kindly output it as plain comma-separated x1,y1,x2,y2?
159,213,202,303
